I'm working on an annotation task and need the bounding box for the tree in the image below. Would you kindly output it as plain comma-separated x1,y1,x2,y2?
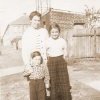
85,5,100,57
85,5,100,29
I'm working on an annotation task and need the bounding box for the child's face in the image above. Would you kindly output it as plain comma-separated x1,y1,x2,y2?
50,28,60,39
31,56,41,66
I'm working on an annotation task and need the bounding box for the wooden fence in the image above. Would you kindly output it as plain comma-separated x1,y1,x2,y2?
64,28,100,58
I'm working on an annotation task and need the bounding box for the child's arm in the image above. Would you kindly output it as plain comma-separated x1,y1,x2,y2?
23,64,33,77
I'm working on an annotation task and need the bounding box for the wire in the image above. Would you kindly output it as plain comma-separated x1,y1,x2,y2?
40,0,42,14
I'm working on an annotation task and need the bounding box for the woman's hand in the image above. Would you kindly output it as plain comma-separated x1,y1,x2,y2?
23,67,32,77
23,70,31,77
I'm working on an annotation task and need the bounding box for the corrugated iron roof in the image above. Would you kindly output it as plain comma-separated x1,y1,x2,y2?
10,15,30,25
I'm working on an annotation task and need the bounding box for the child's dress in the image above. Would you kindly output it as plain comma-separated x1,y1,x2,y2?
47,37,72,100
29,64,50,100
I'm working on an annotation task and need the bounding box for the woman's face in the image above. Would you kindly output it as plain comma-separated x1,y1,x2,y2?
31,56,41,66
50,28,60,39
31,15,41,29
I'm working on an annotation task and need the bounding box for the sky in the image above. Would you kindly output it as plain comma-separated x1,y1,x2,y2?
0,0,100,33
52,0,100,12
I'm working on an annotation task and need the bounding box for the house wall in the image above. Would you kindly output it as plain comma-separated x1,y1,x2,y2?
42,10,86,38
3,24,30,48
49,11,86,32
41,12,50,32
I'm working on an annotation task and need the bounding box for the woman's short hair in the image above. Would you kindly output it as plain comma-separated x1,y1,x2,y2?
49,22,61,33
29,11,41,20
31,51,43,64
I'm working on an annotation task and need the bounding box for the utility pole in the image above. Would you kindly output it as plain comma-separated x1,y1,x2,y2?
0,31,1,55
35,0,50,14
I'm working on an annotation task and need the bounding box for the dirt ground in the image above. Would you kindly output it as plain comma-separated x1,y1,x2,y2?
0,64,100,100
0,47,100,100
0,46,23,69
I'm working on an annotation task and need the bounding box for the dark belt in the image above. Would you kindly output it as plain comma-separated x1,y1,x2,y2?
48,55,63,59
29,78,44,81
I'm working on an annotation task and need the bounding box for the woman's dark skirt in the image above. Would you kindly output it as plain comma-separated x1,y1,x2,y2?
47,55,72,100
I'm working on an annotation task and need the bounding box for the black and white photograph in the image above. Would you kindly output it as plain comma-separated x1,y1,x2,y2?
0,0,100,100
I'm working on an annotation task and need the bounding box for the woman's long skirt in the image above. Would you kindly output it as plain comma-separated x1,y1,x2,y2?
47,55,72,100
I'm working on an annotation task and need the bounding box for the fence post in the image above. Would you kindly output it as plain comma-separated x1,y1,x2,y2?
0,36,1,55
94,29,96,58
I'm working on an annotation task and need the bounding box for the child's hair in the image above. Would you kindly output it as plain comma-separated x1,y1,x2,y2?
49,22,61,33
29,11,41,20
31,51,43,64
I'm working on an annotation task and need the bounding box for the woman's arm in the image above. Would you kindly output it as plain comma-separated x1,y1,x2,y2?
63,40,68,59
43,64,50,88
22,30,33,73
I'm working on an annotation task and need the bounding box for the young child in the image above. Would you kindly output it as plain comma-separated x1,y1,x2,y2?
46,23,72,100
24,51,50,100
